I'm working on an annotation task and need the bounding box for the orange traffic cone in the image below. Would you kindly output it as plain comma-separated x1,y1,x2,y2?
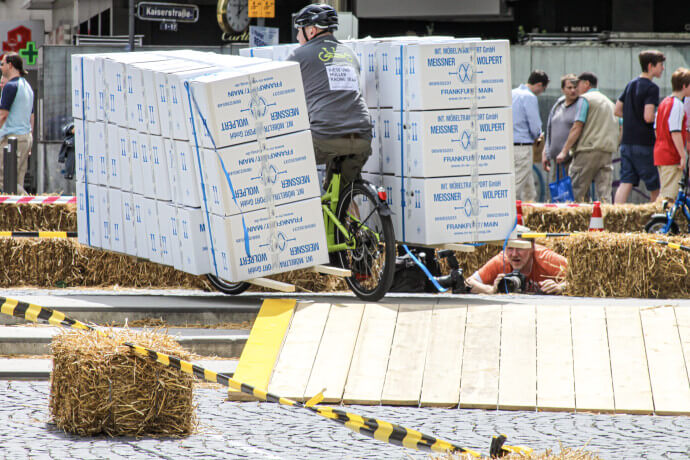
516,200,523,225
589,201,604,231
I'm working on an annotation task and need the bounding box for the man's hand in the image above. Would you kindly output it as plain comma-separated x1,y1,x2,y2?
542,152,550,172
540,279,565,294
466,275,498,295
556,150,569,164
679,154,686,172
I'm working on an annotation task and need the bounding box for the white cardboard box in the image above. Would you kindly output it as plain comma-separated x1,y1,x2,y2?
94,57,107,121
108,188,124,253
174,140,202,208
129,129,144,195
86,121,105,185
163,138,182,205
71,55,97,120
76,180,89,246
87,185,101,248
143,197,162,264
188,60,310,149
117,127,132,192
97,186,111,251
156,202,176,267
201,130,320,216
362,108,381,173
398,40,511,110
74,119,86,183
177,206,212,276
138,133,156,199
106,123,121,188
132,194,149,259
209,197,328,282
121,191,137,256
380,107,514,177
149,135,171,201
383,173,516,244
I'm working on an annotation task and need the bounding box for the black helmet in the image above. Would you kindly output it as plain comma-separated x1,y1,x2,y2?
293,4,338,30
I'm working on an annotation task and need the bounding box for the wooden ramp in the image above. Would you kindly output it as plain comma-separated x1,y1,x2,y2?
229,300,690,415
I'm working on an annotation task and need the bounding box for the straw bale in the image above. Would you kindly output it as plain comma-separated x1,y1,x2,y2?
523,203,662,233
439,445,601,459
0,203,76,231
50,328,195,437
550,232,690,298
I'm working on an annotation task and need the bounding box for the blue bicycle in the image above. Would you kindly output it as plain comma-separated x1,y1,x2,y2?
645,162,689,234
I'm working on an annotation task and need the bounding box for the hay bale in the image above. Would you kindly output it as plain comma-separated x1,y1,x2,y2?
50,328,195,437
0,203,76,231
523,203,661,233
549,232,690,298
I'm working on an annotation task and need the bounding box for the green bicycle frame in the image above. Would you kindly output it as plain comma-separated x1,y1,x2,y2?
322,173,355,253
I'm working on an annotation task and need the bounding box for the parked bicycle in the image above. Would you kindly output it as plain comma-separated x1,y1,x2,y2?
644,161,690,234
209,158,396,301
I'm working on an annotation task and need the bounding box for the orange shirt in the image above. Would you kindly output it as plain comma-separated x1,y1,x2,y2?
476,245,567,293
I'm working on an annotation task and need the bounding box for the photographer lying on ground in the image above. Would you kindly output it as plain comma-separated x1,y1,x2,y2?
466,226,568,295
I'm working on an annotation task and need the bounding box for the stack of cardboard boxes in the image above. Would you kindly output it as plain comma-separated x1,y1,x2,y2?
73,50,328,283
243,38,516,245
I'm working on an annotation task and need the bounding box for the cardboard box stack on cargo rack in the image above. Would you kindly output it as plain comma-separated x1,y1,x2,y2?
72,50,329,286
242,38,516,249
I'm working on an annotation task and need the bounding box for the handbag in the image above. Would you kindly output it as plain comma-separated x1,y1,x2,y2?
549,164,574,203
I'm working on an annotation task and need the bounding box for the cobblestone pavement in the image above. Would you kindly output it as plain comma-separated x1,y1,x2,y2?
1,382,688,460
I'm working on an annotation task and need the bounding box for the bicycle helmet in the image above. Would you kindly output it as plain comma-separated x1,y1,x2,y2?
293,4,338,30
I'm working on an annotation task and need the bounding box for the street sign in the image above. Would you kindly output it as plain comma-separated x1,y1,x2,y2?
0,20,44,69
249,0,274,18
136,2,199,23
160,22,179,32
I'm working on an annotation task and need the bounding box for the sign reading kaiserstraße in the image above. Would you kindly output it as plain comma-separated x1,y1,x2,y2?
136,2,199,23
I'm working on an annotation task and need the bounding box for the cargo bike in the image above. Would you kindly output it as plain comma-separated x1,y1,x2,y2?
208,158,397,302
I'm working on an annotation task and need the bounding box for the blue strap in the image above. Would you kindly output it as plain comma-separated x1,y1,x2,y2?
184,81,252,260
184,81,219,276
398,44,406,242
500,216,519,294
401,244,447,293
80,57,91,246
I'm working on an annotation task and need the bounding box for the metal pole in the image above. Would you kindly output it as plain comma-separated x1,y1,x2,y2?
3,138,17,194
128,0,135,51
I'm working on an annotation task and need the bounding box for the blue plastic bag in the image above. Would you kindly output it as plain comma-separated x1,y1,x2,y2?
549,164,574,203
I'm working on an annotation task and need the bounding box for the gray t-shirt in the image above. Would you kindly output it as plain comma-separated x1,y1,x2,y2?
288,34,372,139
545,95,584,159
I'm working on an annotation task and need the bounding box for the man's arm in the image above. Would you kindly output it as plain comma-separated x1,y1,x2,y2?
643,103,656,124
0,109,7,128
30,113,34,133
556,121,584,163
466,273,505,294
526,96,543,140
672,131,687,171
614,100,624,118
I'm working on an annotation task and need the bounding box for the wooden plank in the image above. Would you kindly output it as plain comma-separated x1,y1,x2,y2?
267,302,331,401
246,277,295,292
420,304,467,407
641,306,690,415
459,305,501,409
676,306,690,385
571,306,614,412
536,305,574,411
381,304,434,405
606,306,653,414
498,304,536,410
303,303,365,403
228,299,296,401
342,303,398,405
309,265,351,277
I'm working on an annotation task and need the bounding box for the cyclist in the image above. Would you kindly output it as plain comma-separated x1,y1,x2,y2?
287,4,372,189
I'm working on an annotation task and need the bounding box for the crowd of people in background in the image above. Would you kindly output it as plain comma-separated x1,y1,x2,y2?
514,50,690,204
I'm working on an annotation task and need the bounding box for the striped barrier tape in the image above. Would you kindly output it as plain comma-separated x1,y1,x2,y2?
648,238,690,253
517,232,576,239
0,196,76,205
0,231,77,238
0,296,531,458
521,202,592,208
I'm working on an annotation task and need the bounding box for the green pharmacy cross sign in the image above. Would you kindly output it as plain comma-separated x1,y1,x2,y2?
19,41,38,66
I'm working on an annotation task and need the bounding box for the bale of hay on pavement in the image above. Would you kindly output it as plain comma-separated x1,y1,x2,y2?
523,203,661,233
0,238,209,289
551,232,690,298
0,203,76,231
50,328,195,437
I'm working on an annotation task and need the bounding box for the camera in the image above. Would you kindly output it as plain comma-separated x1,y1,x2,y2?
435,250,469,294
497,270,527,293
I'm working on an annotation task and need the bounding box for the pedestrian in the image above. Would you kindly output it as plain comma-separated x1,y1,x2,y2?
614,49,665,203
654,68,690,201
556,72,618,203
542,73,583,197
0,52,34,194
512,70,549,202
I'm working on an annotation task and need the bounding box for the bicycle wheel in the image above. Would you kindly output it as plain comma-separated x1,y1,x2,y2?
334,182,396,302
206,274,250,295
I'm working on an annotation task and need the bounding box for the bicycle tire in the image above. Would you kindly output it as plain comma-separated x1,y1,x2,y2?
206,274,251,295
333,182,396,302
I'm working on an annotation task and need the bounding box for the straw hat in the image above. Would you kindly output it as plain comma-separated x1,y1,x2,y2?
506,224,534,249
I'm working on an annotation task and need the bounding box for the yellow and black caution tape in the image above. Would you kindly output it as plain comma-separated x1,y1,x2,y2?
0,296,532,458
648,238,690,253
0,231,77,238
517,232,575,239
